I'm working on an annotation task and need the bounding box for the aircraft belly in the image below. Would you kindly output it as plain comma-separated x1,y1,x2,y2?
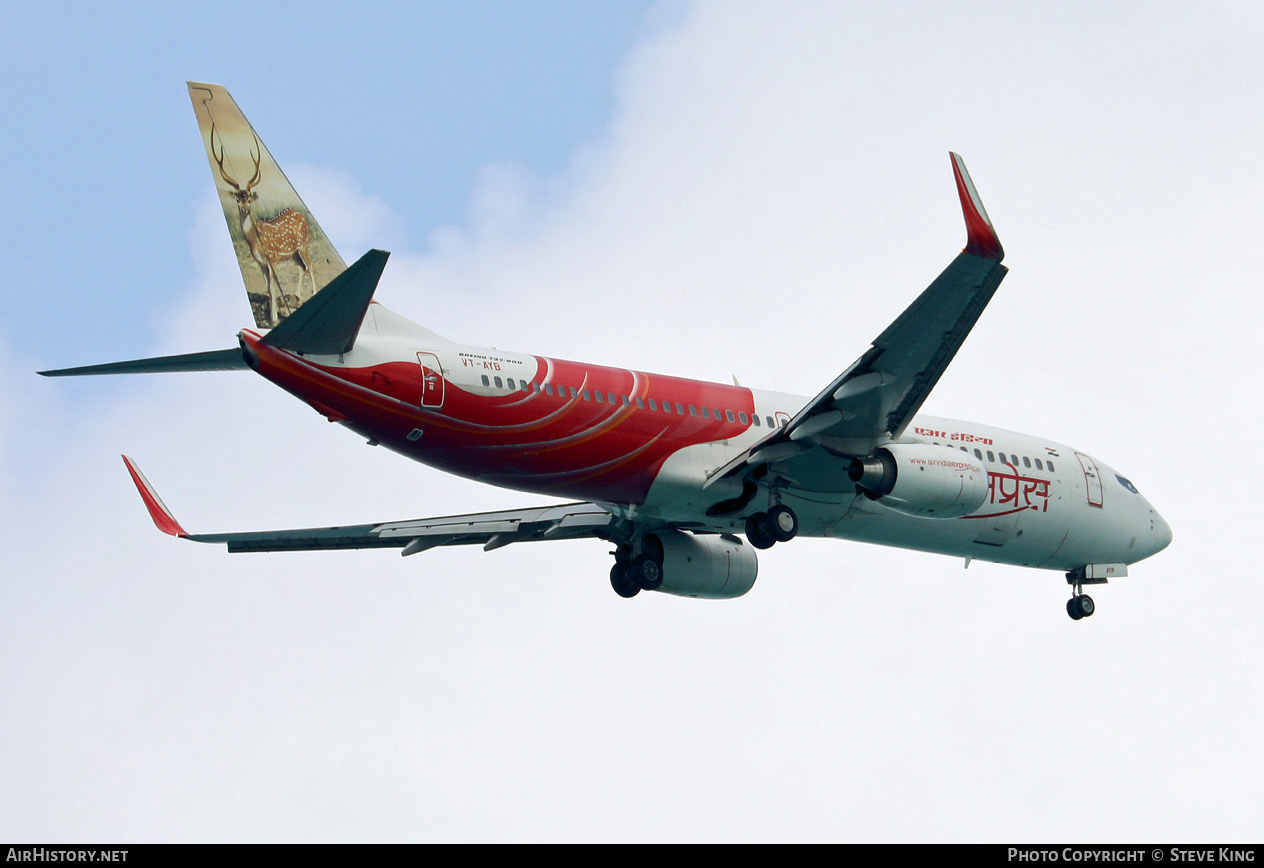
822,498,1074,569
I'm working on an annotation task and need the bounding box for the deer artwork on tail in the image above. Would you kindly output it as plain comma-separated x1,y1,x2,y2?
211,124,317,326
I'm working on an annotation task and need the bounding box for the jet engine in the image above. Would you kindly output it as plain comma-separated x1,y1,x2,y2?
848,443,989,519
651,530,758,599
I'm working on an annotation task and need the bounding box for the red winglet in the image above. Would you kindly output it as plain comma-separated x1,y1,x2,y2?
950,152,1004,260
121,455,188,537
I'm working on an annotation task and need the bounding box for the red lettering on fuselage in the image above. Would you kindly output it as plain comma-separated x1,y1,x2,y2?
913,425,993,446
965,461,1051,519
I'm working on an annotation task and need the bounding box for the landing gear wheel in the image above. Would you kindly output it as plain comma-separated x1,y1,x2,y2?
610,563,640,598
745,512,775,550
631,554,664,591
1066,594,1095,620
766,504,799,542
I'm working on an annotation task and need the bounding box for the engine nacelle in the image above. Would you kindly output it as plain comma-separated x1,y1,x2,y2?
651,530,758,599
848,443,989,519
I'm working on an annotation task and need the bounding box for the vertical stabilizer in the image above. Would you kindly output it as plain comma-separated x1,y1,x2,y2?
188,82,347,329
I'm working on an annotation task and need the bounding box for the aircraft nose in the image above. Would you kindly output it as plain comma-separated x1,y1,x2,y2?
1149,509,1172,556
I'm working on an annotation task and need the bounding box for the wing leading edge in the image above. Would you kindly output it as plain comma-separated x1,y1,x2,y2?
706,152,1008,493
121,456,616,555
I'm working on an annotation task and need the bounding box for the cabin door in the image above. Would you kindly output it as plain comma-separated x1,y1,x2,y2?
418,352,445,409
1075,452,1103,507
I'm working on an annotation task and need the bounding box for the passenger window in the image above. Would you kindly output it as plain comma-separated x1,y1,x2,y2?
726,410,735,422
986,451,995,462
533,382,541,393
753,415,761,427
622,395,630,406
636,398,644,409
766,416,774,428
543,384,553,396
648,398,656,411
675,403,684,415
689,405,698,417
779,417,787,428
481,375,490,387
974,448,982,459
595,392,604,403
494,376,503,388
1047,460,1055,473
1011,453,1019,465
1023,456,1031,468
739,412,748,424
1035,458,1044,470
608,393,616,404
582,389,591,401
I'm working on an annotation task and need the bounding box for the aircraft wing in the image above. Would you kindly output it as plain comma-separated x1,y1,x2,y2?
122,456,617,555
705,153,1008,494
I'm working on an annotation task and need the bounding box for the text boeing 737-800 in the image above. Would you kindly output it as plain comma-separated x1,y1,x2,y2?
41,83,1170,620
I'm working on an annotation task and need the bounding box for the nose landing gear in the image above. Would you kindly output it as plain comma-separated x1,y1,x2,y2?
1066,590,1095,620
1065,567,1111,620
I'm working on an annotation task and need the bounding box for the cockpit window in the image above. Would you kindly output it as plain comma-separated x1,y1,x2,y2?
1116,474,1139,494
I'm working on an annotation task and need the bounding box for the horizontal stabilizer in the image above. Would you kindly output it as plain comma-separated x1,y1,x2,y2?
260,249,389,355
39,348,248,377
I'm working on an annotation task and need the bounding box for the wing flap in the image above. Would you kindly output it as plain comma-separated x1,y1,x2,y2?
121,455,615,555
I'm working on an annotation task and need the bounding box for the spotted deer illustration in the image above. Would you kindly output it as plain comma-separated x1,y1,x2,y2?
211,124,317,326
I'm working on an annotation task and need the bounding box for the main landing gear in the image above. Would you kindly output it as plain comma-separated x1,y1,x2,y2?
744,505,798,550
609,537,665,598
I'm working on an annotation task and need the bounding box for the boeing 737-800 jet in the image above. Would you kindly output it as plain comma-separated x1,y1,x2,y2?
41,83,1170,619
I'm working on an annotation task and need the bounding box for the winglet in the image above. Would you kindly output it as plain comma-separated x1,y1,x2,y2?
950,152,1004,260
121,455,188,537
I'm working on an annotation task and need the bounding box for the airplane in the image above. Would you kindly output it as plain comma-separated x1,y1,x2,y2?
41,82,1171,620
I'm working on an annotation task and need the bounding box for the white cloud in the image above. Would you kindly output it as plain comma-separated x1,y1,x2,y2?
5,0,1264,842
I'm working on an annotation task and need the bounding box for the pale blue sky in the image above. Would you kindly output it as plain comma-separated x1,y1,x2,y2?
2,1,659,362
5,1,1264,843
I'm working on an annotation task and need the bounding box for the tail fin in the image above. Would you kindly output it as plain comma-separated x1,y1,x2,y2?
188,82,346,329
